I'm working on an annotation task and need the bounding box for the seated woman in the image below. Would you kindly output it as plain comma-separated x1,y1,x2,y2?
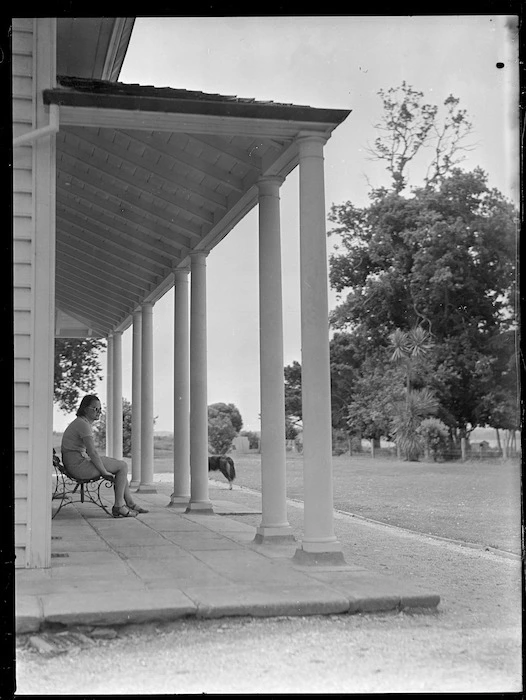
61,394,148,518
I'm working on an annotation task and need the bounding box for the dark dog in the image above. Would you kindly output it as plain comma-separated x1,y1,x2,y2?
208,455,236,489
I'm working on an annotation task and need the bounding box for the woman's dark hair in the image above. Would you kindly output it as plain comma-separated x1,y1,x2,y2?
77,394,100,417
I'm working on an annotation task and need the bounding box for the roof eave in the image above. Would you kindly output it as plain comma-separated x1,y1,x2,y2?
43,87,351,126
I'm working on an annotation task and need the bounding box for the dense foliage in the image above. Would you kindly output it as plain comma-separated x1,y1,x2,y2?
208,403,243,454
54,338,106,414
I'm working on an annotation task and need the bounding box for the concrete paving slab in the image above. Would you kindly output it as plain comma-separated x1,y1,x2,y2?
93,531,174,547
212,499,261,515
16,487,441,633
49,560,131,579
184,583,350,618
50,551,122,566
184,514,255,533
135,515,206,531
41,589,197,627
17,576,147,596
52,539,114,552
143,570,233,590
164,533,241,550
123,557,218,582
117,544,187,560
189,550,323,586
304,569,440,611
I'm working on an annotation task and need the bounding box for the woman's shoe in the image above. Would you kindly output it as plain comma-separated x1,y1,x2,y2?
112,505,137,518
128,502,149,514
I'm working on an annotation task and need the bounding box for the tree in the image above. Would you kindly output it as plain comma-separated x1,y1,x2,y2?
54,338,106,414
284,361,303,428
208,411,237,455
417,417,449,462
93,398,133,457
328,168,517,436
390,388,439,461
346,362,403,455
208,403,243,434
389,326,434,396
367,82,473,194
207,403,243,455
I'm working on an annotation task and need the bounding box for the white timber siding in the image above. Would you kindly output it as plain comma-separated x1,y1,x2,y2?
13,18,57,568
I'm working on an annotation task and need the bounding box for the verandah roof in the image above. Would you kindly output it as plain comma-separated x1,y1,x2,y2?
44,76,350,338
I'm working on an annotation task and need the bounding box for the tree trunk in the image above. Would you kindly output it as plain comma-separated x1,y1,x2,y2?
502,430,512,460
460,437,467,462
495,428,501,454
370,440,375,458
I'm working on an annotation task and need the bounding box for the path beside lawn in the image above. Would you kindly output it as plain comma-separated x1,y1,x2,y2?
154,452,522,556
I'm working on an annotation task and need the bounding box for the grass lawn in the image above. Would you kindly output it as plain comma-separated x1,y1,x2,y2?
155,451,521,555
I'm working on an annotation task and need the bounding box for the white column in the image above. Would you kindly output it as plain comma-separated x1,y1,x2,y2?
112,330,123,460
130,310,142,487
255,176,293,543
106,334,114,457
294,133,343,563
186,252,213,512
137,302,156,493
170,269,191,506
27,17,57,567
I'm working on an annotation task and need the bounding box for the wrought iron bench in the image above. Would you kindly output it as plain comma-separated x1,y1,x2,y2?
52,449,114,518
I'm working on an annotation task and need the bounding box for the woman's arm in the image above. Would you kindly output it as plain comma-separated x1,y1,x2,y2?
82,435,114,479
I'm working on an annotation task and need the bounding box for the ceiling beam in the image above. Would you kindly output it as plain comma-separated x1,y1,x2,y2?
122,129,245,193
56,281,125,325
65,127,226,217
56,298,114,336
57,137,205,239
57,162,191,252
57,205,167,278
56,228,157,288
56,247,145,302
187,134,262,170
56,270,134,315
57,190,178,270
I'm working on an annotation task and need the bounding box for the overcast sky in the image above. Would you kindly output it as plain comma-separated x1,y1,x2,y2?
53,15,519,433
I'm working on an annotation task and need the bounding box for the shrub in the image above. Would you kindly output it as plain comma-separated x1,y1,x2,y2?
417,417,449,461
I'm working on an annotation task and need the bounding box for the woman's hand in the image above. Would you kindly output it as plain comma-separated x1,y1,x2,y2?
101,471,115,482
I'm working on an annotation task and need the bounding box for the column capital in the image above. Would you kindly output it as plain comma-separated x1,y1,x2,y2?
257,175,284,196
189,250,209,263
297,132,328,158
297,130,328,144
173,267,190,282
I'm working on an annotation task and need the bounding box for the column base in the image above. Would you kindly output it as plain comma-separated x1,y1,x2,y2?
136,484,157,494
293,547,346,566
185,500,214,514
254,524,295,544
129,480,140,489
168,495,190,508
